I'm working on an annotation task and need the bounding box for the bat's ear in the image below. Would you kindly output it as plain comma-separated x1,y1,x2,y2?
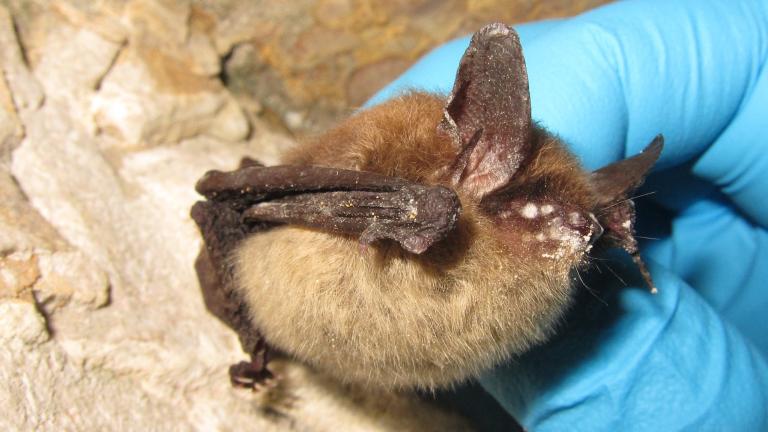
590,135,664,293
590,135,664,205
440,23,532,199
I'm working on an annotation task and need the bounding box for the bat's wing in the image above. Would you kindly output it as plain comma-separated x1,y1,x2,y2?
196,165,461,254
439,23,532,199
191,158,275,388
191,162,462,387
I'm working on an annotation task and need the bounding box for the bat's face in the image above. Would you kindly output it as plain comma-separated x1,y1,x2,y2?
194,24,661,390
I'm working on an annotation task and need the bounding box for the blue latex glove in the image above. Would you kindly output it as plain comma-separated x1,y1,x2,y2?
368,1,768,430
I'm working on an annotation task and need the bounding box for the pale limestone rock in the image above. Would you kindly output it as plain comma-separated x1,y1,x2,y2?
0,7,66,254
0,6,32,152
186,25,221,76
0,249,108,312
195,0,282,56
0,6,44,112
20,0,246,148
0,336,283,431
49,0,129,44
124,0,221,76
206,92,253,141
0,73,23,149
30,9,123,132
0,300,49,346
0,251,39,300
34,250,110,312
91,51,248,146
0,173,68,253
90,37,248,147
85,0,245,147
124,0,191,47
13,102,126,284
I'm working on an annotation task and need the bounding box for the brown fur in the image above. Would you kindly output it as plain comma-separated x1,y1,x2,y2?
234,92,596,390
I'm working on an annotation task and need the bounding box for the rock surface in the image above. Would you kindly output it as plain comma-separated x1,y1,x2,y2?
0,0,606,430
212,0,609,132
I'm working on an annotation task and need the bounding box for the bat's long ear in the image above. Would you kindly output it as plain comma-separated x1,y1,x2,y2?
439,23,532,199
590,135,664,293
590,136,664,206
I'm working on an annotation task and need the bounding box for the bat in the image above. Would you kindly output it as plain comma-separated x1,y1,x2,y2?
191,23,663,391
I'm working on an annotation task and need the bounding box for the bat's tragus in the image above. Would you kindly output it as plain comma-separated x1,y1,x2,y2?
191,23,663,391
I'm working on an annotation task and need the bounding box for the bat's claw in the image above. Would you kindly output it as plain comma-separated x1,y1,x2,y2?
229,360,276,391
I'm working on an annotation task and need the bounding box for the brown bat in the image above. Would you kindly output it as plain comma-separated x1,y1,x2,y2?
191,23,662,391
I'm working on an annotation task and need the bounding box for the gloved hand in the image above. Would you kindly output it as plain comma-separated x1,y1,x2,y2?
368,0,768,430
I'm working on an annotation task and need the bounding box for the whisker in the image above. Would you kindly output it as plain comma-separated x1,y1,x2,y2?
597,191,657,215
628,190,657,201
597,199,629,214
575,267,608,306
603,262,628,287
635,235,659,240
586,253,612,262
575,268,590,289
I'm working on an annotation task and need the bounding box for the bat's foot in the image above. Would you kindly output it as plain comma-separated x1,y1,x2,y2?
229,361,278,391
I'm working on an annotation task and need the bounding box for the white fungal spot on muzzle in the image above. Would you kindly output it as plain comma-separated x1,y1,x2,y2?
520,203,538,219
568,211,584,226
